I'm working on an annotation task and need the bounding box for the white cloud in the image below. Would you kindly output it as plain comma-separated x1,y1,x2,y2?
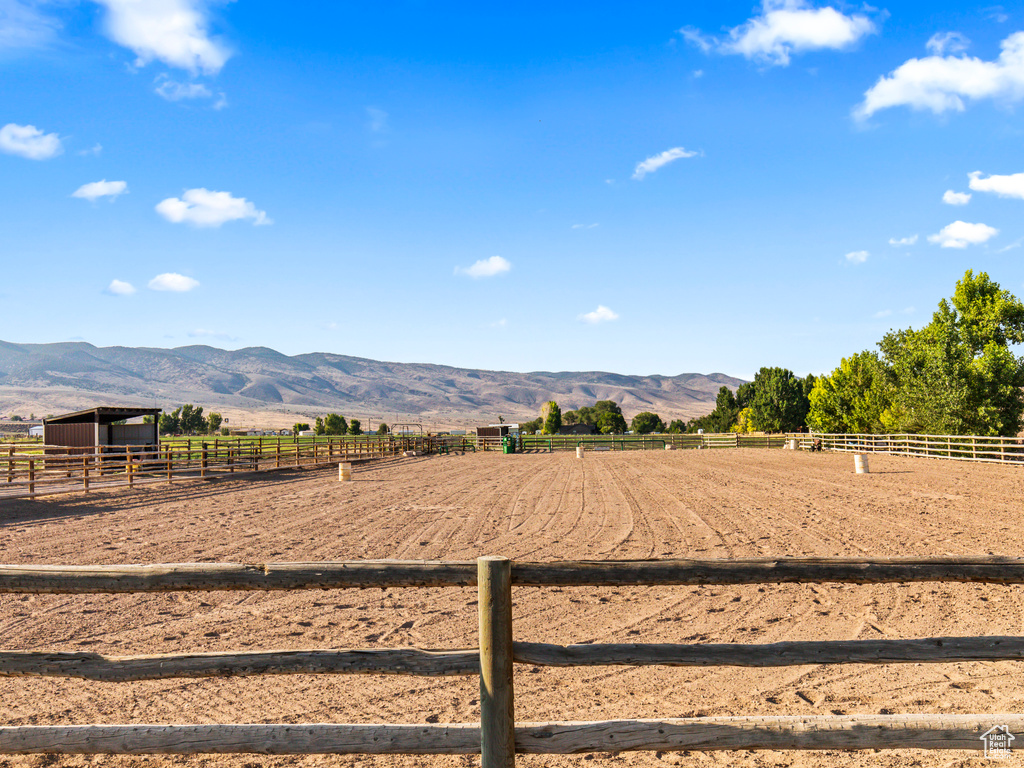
78,143,103,156
455,255,511,278
0,0,61,50
188,328,236,340
578,305,619,324
106,279,136,295
156,188,271,227
0,123,62,159
679,26,713,53
845,250,869,263
872,309,892,318
927,220,999,248
490,318,508,328
968,170,1024,200
888,234,918,246
366,106,388,132
683,0,877,67
155,75,213,101
94,0,231,75
632,147,699,180
855,31,1024,120
72,179,128,202
926,32,970,56
571,223,599,229
148,273,199,292
942,189,971,205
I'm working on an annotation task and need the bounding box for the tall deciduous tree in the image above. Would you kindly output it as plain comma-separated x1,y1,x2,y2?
746,368,809,432
324,414,347,435
631,412,666,434
541,401,562,434
808,351,892,434
208,413,223,433
880,270,1024,436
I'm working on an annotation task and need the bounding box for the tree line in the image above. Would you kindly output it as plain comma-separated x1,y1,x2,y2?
158,405,223,435
520,399,682,435
807,270,1024,437
296,414,390,437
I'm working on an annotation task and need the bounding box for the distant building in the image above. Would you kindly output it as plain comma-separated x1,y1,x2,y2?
476,424,519,438
43,407,161,449
558,424,596,435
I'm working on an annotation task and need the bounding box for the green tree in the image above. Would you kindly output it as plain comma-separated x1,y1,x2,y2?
562,410,579,425
178,404,208,435
348,418,362,435
631,412,666,434
376,423,389,435
597,410,627,434
208,412,223,433
807,351,892,434
541,401,562,434
666,419,687,433
879,270,1024,436
220,426,230,436
314,416,326,436
746,368,810,432
519,418,542,434
687,386,740,433
292,422,310,435
324,413,347,435
159,409,180,435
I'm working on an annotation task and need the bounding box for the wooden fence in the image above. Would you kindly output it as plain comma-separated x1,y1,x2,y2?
0,435,431,500
814,432,1024,464
1,556,1023,762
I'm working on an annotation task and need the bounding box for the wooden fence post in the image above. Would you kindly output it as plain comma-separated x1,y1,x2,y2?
82,456,89,492
478,556,515,768
7,447,12,483
28,459,35,495
201,443,208,478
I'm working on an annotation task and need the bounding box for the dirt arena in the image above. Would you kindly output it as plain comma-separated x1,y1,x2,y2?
2,448,1024,768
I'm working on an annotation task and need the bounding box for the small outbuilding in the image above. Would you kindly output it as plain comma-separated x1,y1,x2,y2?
476,423,519,438
43,407,162,449
558,424,596,435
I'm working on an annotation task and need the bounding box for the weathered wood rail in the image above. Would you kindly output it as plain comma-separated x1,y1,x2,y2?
0,435,431,500
1,556,1021,763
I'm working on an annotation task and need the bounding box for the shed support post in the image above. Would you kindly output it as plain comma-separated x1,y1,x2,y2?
478,556,515,768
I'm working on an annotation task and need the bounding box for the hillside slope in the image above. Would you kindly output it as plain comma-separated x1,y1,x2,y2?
0,341,743,427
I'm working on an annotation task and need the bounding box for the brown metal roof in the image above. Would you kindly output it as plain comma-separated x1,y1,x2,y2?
45,407,162,425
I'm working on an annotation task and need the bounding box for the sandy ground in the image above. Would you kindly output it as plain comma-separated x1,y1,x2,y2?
2,448,1024,768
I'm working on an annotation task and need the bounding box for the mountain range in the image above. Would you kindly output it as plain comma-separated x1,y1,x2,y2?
0,341,742,429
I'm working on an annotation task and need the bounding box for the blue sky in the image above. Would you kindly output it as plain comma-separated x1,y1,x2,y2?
3,1,1024,379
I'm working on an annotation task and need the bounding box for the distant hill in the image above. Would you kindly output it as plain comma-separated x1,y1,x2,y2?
0,341,744,428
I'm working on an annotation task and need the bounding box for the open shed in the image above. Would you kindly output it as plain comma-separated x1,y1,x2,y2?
44,407,162,449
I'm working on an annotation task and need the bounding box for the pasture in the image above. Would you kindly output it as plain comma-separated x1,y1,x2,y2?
1,449,1024,767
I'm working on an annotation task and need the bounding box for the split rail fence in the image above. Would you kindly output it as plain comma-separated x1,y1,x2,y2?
814,432,1024,465
0,436,430,500
0,556,1023,763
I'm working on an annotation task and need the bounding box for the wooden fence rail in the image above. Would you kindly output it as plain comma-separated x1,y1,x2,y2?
0,556,1021,763
0,435,432,500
